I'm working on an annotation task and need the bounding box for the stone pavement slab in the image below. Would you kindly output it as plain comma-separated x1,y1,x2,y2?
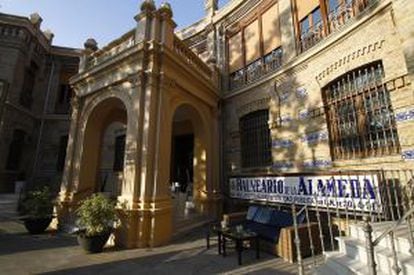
0,221,302,275
0,194,315,274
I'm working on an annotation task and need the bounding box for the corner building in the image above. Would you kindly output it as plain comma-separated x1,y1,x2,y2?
58,0,414,248
0,12,80,192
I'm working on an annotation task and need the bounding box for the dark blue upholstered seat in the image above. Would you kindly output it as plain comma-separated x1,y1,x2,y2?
241,205,306,244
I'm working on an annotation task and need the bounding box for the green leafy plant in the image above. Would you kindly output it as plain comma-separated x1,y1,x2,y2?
21,186,54,219
75,193,118,236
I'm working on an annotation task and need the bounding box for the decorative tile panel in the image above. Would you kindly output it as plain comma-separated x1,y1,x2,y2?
296,87,308,99
299,109,311,120
301,131,329,144
402,149,414,160
280,114,292,126
279,90,290,103
303,159,332,168
395,109,414,123
272,139,294,149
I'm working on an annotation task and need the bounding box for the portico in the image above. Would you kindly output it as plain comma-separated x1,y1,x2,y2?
57,2,221,248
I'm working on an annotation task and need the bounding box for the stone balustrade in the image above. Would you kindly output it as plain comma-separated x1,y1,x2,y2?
0,24,29,42
173,35,213,81
84,32,135,70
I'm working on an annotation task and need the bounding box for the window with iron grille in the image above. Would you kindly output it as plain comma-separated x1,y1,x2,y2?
323,61,400,160
240,109,272,168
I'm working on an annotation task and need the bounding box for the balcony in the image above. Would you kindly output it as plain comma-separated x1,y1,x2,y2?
229,47,283,91
298,0,377,53
83,32,135,71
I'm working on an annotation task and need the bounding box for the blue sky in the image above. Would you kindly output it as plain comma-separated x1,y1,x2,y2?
0,0,229,49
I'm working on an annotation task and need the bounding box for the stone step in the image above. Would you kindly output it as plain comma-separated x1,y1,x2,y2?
337,236,414,275
0,194,20,221
349,222,413,255
324,251,387,275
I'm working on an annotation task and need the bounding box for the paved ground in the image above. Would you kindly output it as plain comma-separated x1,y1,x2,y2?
0,194,316,275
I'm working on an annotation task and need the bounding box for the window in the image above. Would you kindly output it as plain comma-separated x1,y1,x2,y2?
6,130,26,171
240,110,272,168
323,62,400,160
227,2,283,90
19,69,35,109
56,135,68,171
58,84,72,104
296,0,372,52
55,84,73,114
113,135,126,172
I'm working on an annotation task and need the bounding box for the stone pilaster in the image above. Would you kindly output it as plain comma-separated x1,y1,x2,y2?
159,3,176,49
134,0,156,43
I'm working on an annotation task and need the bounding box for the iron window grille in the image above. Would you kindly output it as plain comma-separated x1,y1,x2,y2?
239,109,272,168
323,61,400,160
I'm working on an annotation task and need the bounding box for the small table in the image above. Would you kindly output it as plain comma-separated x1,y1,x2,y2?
206,224,229,255
222,228,260,265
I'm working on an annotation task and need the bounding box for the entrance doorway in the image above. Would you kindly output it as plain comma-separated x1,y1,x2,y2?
171,134,194,218
170,104,208,228
77,97,127,197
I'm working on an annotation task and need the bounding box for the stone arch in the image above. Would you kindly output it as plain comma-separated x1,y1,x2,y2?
74,94,130,195
168,96,215,217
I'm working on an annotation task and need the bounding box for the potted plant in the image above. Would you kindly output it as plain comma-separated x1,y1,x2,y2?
20,186,54,234
75,193,117,253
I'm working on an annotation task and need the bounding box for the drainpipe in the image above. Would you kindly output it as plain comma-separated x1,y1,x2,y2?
31,57,55,185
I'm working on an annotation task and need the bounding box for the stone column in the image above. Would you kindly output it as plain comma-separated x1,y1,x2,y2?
159,3,176,49
56,94,83,229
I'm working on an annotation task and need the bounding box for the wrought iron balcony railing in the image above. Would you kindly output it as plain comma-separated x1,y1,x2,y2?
229,47,283,91
299,0,376,53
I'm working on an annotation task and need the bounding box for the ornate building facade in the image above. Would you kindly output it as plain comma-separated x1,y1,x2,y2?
40,0,414,248
0,12,80,193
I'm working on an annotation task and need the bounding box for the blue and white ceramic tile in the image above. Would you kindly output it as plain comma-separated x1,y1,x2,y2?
280,115,292,126
395,109,414,123
402,149,414,160
272,139,294,148
279,90,290,103
299,109,310,120
296,87,308,99
301,131,329,144
303,159,332,168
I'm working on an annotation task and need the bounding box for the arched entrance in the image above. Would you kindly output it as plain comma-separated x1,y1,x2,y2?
77,97,127,195
170,104,209,230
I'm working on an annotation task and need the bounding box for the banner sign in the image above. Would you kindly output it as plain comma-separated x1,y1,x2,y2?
229,174,382,213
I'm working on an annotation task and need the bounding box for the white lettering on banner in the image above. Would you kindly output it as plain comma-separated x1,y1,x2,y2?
229,175,382,213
